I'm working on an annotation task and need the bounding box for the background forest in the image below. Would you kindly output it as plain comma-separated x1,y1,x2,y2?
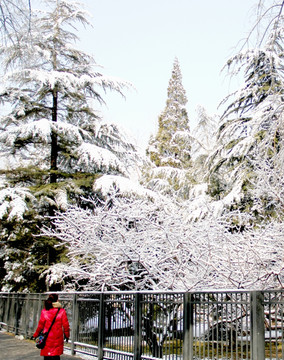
0,0,283,292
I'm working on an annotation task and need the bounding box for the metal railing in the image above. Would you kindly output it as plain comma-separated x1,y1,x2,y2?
0,290,283,360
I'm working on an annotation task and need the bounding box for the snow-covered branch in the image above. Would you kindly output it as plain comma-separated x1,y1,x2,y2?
42,195,284,291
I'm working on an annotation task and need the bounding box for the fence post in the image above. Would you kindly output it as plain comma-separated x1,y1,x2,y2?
0,293,3,323
71,293,79,356
98,293,105,360
24,293,30,338
14,293,20,335
33,293,42,335
250,291,265,360
4,293,10,330
183,292,194,360
134,293,142,360
37,293,42,321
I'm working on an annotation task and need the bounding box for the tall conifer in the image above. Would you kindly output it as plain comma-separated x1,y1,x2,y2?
144,58,192,200
0,0,140,291
147,58,191,169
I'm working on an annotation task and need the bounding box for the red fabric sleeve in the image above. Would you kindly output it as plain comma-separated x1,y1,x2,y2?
33,310,46,338
62,309,70,339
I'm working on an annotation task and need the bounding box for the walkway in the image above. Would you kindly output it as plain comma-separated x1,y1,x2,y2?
0,332,83,360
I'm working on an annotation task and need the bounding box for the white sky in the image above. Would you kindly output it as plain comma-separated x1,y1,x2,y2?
76,1,257,149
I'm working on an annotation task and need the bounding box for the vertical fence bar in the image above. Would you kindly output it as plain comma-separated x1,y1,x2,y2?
32,294,38,335
5,293,11,332
6,294,12,332
71,293,78,355
250,291,265,360
14,293,19,335
23,293,29,338
37,294,42,324
280,292,284,360
134,293,142,360
97,292,105,360
0,294,3,324
183,292,193,360
268,292,272,358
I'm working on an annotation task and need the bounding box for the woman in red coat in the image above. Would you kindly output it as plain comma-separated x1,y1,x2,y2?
33,294,70,360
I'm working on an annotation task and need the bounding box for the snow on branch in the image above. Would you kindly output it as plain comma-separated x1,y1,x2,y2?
72,144,127,174
94,175,160,200
4,68,132,102
42,196,284,291
0,183,35,220
0,118,87,148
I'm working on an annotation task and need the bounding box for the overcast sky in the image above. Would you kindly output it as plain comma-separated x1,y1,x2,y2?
77,0,258,149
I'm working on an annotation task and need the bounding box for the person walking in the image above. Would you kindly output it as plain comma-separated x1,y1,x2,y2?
33,293,70,360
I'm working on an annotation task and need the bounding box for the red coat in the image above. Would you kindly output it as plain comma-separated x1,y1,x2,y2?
33,306,70,357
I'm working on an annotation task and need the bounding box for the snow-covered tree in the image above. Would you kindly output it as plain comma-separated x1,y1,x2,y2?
143,58,192,199
176,107,220,221
206,3,284,219
42,194,284,291
192,107,219,161
0,0,142,291
190,106,219,181
250,138,284,220
147,58,191,168
0,0,135,184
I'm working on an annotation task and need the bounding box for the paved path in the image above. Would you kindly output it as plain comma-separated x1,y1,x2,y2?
0,332,83,360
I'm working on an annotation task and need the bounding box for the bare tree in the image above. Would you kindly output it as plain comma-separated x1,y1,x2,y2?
42,194,284,291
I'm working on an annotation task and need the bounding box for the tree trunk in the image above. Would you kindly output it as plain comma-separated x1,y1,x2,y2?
50,90,58,184
143,304,163,358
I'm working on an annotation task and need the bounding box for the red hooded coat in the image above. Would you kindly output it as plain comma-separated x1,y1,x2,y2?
33,303,70,357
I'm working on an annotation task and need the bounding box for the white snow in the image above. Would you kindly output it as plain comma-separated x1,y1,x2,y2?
94,175,159,200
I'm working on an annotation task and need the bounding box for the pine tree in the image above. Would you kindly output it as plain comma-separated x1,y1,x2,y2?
0,0,135,183
207,14,284,218
144,58,192,199
147,58,191,168
0,0,142,291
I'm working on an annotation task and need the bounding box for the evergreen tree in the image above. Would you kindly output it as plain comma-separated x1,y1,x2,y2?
0,0,141,291
0,0,134,183
144,58,192,199
147,58,191,168
191,106,219,180
207,14,284,218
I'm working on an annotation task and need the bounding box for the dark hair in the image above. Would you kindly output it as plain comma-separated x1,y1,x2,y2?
44,293,58,310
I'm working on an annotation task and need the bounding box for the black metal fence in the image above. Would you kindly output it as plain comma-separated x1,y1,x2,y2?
0,290,283,360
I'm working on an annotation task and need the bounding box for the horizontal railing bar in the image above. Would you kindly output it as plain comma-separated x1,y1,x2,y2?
74,341,99,349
